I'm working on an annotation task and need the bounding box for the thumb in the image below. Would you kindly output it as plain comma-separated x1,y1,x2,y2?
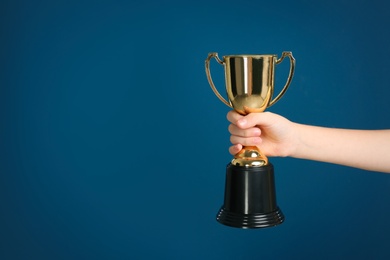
237,112,275,129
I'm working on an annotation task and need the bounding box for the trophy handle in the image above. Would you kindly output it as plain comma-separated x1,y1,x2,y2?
269,51,296,107
205,52,232,108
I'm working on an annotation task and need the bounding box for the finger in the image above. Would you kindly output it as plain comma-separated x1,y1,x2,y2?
230,135,262,146
226,110,243,124
229,144,242,155
228,124,261,137
236,112,275,129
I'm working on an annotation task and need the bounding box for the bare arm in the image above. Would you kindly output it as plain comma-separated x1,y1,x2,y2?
227,111,390,173
293,124,390,173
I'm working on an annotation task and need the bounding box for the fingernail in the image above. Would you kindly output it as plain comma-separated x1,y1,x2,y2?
238,119,246,126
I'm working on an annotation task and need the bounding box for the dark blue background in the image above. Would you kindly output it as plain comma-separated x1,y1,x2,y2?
1,0,390,259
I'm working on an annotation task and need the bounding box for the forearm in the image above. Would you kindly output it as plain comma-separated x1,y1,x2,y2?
291,123,390,173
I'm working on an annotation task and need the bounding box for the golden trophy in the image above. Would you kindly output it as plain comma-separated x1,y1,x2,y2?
205,52,295,228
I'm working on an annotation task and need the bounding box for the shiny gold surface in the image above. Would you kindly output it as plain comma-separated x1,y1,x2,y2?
205,52,295,167
205,53,232,108
232,146,268,167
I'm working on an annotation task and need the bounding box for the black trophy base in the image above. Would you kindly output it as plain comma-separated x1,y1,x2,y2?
216,163,284,229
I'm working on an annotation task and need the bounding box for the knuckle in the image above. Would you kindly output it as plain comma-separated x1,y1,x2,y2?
228,124,234,133
229,135,236,144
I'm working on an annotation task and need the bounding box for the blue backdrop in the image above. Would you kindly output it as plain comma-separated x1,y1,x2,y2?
1,0,390,259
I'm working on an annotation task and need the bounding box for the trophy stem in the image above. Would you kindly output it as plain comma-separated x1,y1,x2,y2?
232,146,268,167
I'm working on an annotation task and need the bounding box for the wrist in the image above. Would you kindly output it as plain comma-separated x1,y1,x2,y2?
286,122,302,158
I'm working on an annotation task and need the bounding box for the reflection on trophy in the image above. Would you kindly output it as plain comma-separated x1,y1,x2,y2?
205,52,295,228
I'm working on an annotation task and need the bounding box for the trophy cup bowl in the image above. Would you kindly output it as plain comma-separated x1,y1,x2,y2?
205,52,295,228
